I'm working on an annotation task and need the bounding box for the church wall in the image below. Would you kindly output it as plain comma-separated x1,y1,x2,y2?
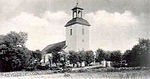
76,24,89,51
66,25,77,52
66,24,89,52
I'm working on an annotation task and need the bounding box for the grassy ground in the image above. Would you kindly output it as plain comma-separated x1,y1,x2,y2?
0,68,150,79
1,71,150,79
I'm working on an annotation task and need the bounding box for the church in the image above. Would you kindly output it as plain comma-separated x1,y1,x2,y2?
41,3,90,64
65,4,90,52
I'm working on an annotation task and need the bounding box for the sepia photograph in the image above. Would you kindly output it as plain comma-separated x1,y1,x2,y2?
0,0,150,79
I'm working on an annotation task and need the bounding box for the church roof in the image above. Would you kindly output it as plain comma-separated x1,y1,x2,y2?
42,41,66,54
72,7,83,10
65,17,90,27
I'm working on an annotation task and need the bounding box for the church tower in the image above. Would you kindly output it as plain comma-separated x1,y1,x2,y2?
65,2,90,52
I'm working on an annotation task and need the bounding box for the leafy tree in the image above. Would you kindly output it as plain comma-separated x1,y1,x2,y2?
27,50,42,70
3,31,27,48
109,51,122,67
123,39,150,67
68,51,79,67
95,49,106,63
0,45,32,71
84,51,94,66
0,31,34,72
110,51,122,63
104,51,111,61
78,51,85,67
32,50,42,62
122,50,131,64
60,52,68,70
52,52,60,66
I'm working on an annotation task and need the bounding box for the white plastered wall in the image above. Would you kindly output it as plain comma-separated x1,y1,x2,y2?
66,24,89,52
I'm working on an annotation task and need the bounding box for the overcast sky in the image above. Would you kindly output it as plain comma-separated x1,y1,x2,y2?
0,0,149,52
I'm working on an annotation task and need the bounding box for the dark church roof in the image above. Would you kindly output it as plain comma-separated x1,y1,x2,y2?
42,41,66,54
72,7,83,10
65,17,90,27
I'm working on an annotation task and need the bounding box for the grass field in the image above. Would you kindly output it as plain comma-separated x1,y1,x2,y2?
0,69,150,79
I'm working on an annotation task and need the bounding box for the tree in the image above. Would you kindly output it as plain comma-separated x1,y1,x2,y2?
109,50,122,67
0,46,32,71
104,51,111,61
123,39,150,67
78,51,85,67
122,50,131,64
68,51,79,67
110,51,122,63
0,31,33,72
3,31,27,48
84,51,94,66
32,50,42,62
52,52,60,66
95,49,106,63
27,50,42,70
138,39,150,66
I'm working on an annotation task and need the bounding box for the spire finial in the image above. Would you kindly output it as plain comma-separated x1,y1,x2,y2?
76,0,78,7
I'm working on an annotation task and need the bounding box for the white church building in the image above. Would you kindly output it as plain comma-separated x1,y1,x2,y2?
65,5,90,52
41,3,90,65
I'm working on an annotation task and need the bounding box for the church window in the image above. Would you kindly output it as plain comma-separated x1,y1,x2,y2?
82,39,84,42
70,29,72,35
82,28,84,35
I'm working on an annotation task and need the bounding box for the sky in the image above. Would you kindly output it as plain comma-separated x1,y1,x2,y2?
0,0,149,52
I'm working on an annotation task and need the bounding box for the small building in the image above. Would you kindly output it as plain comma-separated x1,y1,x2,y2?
101,60,112,67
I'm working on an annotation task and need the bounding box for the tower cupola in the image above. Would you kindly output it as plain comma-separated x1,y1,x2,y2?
72,5,83,18
65,2,90,27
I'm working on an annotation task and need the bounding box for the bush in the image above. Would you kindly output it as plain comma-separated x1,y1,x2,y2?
37,65,49,70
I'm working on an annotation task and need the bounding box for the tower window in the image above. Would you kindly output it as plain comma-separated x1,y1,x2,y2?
82,39,84,42
82,28,84,35
70,29,72,35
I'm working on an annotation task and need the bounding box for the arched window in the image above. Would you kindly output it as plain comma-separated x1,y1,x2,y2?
78,11,82,18
73,11,77,18
70,29,72,35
